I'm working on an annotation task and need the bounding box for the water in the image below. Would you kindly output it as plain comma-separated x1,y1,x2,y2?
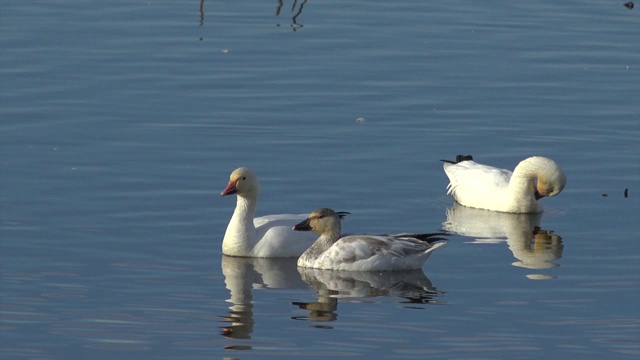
1,0,639,359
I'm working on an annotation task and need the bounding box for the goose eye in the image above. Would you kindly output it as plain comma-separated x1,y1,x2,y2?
242,176,247,180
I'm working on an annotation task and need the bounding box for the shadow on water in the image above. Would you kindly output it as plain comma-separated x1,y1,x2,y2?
442,203,564,279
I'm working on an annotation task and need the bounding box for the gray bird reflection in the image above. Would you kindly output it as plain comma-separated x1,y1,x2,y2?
292,268,445,324
442,203,563,277
220,255,307,340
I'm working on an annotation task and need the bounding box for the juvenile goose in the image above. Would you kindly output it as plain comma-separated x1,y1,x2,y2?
442,155,566,213
293,208,446,271
221,167,347,258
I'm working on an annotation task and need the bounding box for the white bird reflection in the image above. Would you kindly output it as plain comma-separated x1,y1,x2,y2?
220,255,307,339
292,268,445,323
442,203,564,275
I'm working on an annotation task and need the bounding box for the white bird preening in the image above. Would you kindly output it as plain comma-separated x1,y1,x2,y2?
220,167,348,258
442,155,566,213
293,208,447,271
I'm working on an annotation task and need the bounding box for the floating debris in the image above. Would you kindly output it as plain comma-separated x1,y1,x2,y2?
601,193,608,197
624,2,634,10
624,188,629,198
221,48,229,54
355,117,366,123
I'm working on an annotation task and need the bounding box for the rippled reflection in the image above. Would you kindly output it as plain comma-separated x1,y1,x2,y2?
199,0,205,27
276,0,307,30
196,0,307,29
220,256,306,339
442,203,564,277
293,268,445,323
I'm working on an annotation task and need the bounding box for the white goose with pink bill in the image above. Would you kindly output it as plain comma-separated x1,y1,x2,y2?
221,167,348,257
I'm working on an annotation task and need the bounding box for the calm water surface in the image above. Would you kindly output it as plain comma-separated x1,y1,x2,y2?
1,1,639,359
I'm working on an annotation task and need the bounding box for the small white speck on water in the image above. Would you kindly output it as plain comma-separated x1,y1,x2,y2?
221,48,229,54
355,117,365,123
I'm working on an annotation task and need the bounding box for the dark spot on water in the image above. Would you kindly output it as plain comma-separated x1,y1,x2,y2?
624,188,629,198
313,325,334,329
601,193,608,197
624,2,634,10
224,344,253,350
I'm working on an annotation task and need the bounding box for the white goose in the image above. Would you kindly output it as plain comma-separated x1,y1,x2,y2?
442,155,566,213
293,208,446,271
221,167,347,258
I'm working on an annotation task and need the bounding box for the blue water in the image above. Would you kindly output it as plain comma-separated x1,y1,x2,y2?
1,0,639,359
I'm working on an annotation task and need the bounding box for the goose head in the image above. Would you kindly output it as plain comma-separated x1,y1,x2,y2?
293,208,342,237
221,167,260,198
527,157,567,200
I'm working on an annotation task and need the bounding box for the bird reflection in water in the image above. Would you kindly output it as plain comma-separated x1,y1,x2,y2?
276,0,308,30
198,0,308,30
219,256,307,339
442,203,564,278
199,0,205,27
292,268,445,324
512,227,563,271
292,288,339,323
